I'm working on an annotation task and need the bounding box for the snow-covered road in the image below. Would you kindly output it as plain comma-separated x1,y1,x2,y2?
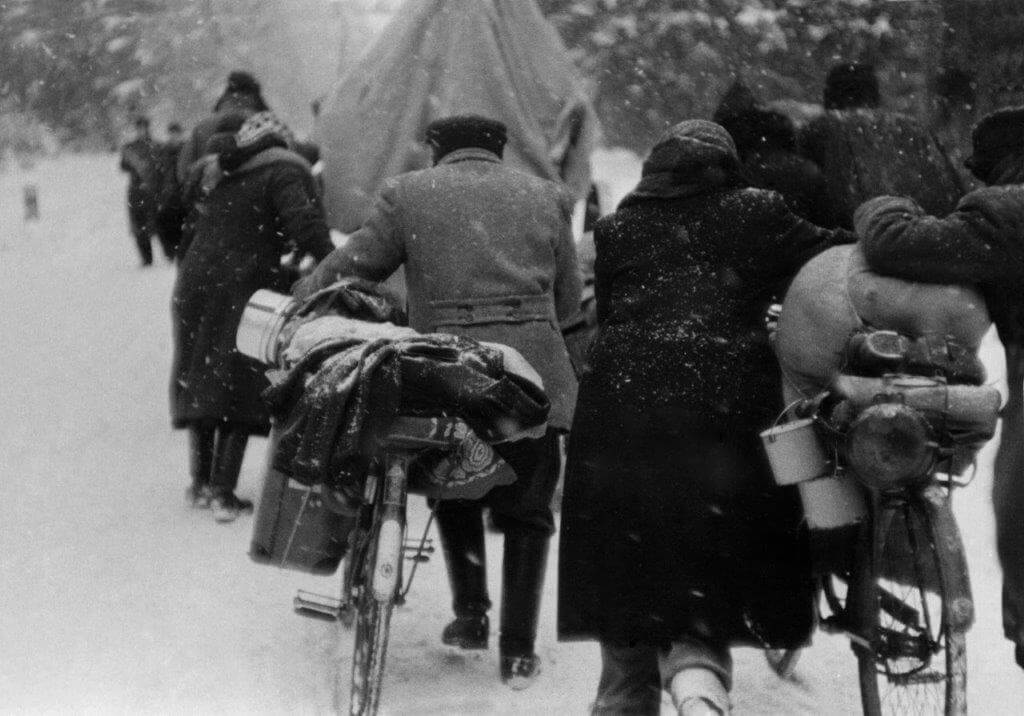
0,154,1021,714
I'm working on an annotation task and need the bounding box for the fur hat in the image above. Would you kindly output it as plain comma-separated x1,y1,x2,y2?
965,106,1024,181
425,115,508,161
824,63,880,110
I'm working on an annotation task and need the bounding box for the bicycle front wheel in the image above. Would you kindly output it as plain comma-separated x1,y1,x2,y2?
349,588,393,716
854,490,968,715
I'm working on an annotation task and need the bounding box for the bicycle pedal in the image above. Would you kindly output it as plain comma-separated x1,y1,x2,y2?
403,539,434,553
293,590,343,622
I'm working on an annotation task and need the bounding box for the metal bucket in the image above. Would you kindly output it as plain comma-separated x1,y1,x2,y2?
797,475,868,529
236,289,298,365
760,418,867,528
760,418,830,486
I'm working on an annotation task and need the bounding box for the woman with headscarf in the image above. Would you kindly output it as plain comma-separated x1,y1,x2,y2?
558,120,853,714
170,111,334,522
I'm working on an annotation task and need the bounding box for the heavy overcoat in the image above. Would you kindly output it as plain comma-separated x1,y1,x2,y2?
800,108,964,228
558,121,851,649
171,140,334,432
293,148,582,430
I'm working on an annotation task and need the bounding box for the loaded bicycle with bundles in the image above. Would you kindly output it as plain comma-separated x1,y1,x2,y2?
765,243,1001,714
236,280,549,714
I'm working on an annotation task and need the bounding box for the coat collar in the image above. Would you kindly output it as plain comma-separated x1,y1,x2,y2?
437,147,502,166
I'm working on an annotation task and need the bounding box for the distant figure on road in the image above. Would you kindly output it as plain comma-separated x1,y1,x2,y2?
119,116,161,267
154,122,186,262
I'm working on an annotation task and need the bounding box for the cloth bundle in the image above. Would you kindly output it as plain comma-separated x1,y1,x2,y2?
262,283,549,501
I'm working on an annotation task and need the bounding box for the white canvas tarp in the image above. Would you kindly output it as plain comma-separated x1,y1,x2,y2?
316,0,598,231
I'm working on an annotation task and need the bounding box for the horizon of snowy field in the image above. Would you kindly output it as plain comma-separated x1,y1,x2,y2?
0,152,1021,714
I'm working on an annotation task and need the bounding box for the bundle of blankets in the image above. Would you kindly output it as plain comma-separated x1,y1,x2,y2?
262,281,550,502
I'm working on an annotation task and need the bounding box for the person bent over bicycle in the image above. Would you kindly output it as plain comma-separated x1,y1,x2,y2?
292,114,583,687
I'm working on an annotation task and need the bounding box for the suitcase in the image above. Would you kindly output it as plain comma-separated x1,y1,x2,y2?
249,428,354,576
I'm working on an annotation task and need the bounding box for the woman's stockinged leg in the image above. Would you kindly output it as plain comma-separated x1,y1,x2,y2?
659,637,732,715
186,423,216,507
591,642,662,715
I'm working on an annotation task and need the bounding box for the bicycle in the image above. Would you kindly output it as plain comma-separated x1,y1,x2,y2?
786,355,1000,715
292,414,507,715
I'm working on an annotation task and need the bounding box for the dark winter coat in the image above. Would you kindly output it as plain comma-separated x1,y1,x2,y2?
170,136,334,433
856,185,1024,652
744,148,835,228
800,108,964,228
293,148,583,430
120,137,161,234
558,120,852,649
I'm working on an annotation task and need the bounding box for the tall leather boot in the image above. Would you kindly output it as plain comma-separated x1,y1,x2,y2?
435,501,491,649
499,530,550,689
210,424,253,523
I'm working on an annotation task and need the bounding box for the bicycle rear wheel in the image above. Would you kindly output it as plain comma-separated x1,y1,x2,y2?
854,491,968,715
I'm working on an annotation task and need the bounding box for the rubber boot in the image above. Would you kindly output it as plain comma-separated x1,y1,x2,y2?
436,501,491,649
187,424,215,508
210,425,253,523
499,530,549,689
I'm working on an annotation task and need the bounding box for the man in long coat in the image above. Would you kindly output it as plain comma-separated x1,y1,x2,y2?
855,106,1024,671
119,116,161,266
293,115,582,687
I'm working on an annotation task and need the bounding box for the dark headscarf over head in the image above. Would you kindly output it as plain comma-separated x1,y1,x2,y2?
966,106,1024,184
214,70,269,113
425,115,508,162
619,120,745,208
824,63,880,110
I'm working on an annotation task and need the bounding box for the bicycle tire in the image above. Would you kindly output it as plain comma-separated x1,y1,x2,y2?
853,493,968,715
349,589,394,716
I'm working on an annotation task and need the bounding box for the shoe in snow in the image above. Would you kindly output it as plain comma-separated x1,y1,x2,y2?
211,492,254,523
441,613,489,650
500,653,540,690
186,484,213,508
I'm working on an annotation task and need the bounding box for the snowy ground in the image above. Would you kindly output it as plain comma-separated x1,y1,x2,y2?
0,153,1022,715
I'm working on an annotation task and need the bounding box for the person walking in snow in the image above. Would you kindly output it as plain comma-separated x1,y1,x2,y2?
292,114,582,688
557,120,853,715
799,62,964,229
153,122,187,262
171,110,334,522
855,105,1024,672
119,115,161,267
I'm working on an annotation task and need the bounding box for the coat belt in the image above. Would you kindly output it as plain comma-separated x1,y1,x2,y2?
425,294,557,328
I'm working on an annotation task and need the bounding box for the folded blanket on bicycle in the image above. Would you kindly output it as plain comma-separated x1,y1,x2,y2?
263,330,550,494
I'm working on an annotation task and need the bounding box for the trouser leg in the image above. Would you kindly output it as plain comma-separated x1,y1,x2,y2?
487,430,561,658
592,642,661,716
210,423,249,493
188,423,216,487
995,346,1024,667
434,500,492,616
134,231,153,265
